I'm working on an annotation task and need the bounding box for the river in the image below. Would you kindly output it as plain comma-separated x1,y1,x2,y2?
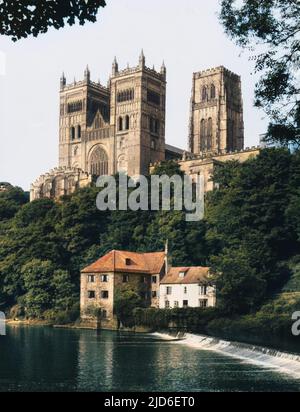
0,325,299,392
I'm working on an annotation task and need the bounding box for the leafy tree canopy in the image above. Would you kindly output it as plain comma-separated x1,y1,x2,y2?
220,0,300,148
0,0,107,41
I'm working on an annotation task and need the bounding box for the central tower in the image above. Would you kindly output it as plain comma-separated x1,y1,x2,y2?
110,51,166,176
189,66,244,155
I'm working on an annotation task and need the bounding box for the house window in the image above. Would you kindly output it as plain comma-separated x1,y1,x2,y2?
152,276,157,284
101,291,109,299
184,286,187,294
152,291,157,298
166,286,172,295
179,271,186,279
183,300,188,308
199,285,207,296
165,301,170,309
141,276,147,283
199,299,208,308
88,291,95,299
123,275,129,283
101,274,109,283
174,301,179,308
102,309,107,319
87,275,95,283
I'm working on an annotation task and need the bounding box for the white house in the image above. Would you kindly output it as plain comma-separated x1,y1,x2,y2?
159,267,216,309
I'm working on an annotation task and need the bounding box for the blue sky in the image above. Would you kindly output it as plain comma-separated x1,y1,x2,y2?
0,0,268,190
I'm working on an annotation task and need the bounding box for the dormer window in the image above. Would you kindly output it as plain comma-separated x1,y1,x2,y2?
125,258,131,266
179,271,187,279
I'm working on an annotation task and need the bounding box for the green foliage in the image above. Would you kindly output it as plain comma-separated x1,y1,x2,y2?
0,0,107,42
206,149,298,313
220,0,300,148
1,150,300,322
22,259,55,318
0,186,28,220
114,285,144,327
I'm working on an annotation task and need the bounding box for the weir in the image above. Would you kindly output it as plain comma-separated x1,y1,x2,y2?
154,332,300,378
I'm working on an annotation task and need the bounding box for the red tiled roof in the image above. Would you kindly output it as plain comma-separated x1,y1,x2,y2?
81,250,165,274
161,266,210,284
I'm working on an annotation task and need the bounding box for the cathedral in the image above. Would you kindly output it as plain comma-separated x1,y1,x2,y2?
30,53,259,201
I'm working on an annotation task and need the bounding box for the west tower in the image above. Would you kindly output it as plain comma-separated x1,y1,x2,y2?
189,66,244,155
110,51,166,176
59,67,111,173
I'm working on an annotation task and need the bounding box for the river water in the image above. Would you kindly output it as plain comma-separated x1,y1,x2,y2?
0,325,299,392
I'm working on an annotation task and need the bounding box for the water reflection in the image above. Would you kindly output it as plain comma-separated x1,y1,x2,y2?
0,326,299,392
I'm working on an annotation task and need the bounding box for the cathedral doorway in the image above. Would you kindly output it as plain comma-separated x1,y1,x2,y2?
89,146,109,176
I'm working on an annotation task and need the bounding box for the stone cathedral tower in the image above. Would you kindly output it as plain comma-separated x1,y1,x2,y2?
110,50,166,176
189,66,244,155
30,52,173,201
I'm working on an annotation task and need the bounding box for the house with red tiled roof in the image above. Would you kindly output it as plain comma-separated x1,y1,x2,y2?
159,267,216,309
80,249,216,330
80,250,166,329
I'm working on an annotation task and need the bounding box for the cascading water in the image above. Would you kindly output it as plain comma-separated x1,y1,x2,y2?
153,332,300,378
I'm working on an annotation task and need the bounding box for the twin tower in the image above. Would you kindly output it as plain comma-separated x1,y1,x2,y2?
30,52,244,200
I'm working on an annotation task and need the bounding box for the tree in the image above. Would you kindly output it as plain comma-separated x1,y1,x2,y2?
220,0,300,148
211,247,266,315
0,0,107,42
114,285,144,327
206,148,299,313
51,269,77,312
21,259,55,318
0,185,28,220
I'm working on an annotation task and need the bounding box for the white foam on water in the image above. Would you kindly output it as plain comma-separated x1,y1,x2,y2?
153,332,300,379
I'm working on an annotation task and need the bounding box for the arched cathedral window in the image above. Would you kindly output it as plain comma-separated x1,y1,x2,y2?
202,86,207,102
125,115,130,130
70,127,75,140
207,118,212,150
77,125,81,139
89,146,109,176
118,117,123,131
210,84,216,99
200,119,206,151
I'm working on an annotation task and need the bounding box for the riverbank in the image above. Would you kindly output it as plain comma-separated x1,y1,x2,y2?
154,332,300,379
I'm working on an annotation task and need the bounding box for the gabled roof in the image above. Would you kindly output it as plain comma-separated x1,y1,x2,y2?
161,266,210,285
81,250,165,274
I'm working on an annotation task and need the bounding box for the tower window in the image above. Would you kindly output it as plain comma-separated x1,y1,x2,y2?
77,125,81,139
147,89,160,106
207,118,212,150
67,100,83,113
210,84,216,99
200,119,206,151
70,127,75,140
117,88,134,103
118,117,123,131
150,117,159,134
125,115,130,130
202,86,207,102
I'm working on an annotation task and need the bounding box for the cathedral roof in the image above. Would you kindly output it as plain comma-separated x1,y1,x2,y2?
81,250,165,275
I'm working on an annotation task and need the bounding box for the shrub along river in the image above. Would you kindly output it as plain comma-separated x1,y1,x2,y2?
0,325,299,392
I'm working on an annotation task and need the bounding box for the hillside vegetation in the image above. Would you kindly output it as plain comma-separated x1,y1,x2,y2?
0,148,299,334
